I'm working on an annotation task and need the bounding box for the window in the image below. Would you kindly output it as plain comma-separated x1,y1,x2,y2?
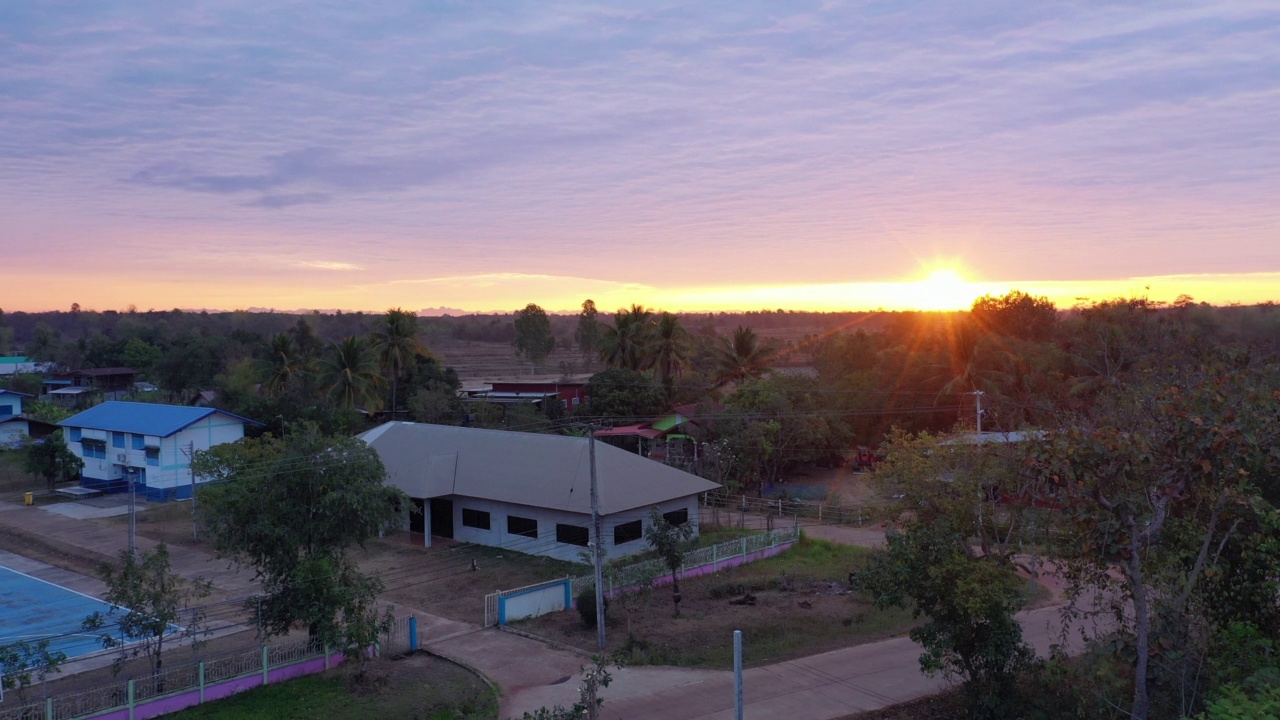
0,405,12,417
131,434,145,450
613,520,643,546
112,432,125,449
145,447,160,467
81,439,106,459
507,515,538,538
69,428,81,442
663,508,690,526
555,523,590,547
461,508,491,530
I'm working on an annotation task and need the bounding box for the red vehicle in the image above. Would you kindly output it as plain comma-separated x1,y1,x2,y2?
852,446,879,472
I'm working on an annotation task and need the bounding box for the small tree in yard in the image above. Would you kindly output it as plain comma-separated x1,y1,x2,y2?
192,425,405,672
82,543,211,687
644,508,695,616
23,430,83,492
854,521,1037,718
0,639,66,703
521,656,615,720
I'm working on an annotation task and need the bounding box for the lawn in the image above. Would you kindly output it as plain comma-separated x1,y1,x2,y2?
168,654,496,720
515,535,921,669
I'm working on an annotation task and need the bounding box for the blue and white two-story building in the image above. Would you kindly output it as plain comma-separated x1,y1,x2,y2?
59,402,261,501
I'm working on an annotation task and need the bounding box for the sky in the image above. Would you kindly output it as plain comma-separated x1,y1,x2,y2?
1,1,1278,315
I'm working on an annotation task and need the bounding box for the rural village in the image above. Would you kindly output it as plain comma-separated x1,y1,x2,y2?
0,299,1277,720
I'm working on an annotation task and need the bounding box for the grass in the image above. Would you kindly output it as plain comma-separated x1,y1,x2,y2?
168,655,497,720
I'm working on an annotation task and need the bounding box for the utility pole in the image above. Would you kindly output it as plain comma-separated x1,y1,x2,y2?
127,468,137,557
181,442,197,540
971,390,985,433
733,629,744,720
588,425,606,651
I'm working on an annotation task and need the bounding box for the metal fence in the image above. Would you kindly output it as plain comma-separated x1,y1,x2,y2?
572,525,800,599
0,621,410,720
703,491,886,528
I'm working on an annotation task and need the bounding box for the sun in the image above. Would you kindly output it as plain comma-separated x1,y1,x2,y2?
910,268,977,311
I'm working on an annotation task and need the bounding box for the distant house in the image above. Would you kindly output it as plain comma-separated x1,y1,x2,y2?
0,356,50,377
460,374,592,411
359,422,720,562
0,389,33,446
595,403,722,467
59,402,262,501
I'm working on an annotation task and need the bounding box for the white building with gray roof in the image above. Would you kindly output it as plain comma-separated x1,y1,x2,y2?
358,422,721,562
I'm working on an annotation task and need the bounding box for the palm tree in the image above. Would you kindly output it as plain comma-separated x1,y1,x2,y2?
598,304,654,371
714,326,778,388
644,312,692,395
318,337,383,411
256,333,303,398
370,308,421,417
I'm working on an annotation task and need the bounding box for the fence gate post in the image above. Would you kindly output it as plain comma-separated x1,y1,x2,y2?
199,660,206,703
409,617,419,652
262,646,269,685
712,543,718,568
45,697,53,720
127,679,135,720
740,537,747,559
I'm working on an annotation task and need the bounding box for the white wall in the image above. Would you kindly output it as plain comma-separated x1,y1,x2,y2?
0,421,28,448
440,494,702,563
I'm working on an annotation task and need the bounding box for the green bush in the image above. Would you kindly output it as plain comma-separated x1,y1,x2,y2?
576,588,608,628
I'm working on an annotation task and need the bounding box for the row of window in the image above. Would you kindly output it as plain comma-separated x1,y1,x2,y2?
76,437,160,465
68,428,156,451
458,507,690,547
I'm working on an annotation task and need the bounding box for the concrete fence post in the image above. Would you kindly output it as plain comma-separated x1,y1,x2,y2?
712,542,718,567
409,617,419,652
261,646,269,685
127,679,135,720
740,537,747,559
45,697,53,720
324,645,330,671
198,661,205,703
818,504,823,522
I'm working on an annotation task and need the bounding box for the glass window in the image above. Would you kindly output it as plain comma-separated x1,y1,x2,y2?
145,447,160,467
613,520,643,545
112,432,125,448
461,508,491,530
555,523,590,547
69,428,81,442
663,508,690,526
507,516,538,538
131,434,145,450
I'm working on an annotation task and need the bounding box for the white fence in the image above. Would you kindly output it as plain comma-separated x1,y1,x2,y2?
702,491,885,527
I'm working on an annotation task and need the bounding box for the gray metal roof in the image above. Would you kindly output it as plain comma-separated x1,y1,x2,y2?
358,422,720,516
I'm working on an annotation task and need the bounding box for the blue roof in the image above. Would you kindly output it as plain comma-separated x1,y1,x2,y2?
0,389,33,398
58,402,261,437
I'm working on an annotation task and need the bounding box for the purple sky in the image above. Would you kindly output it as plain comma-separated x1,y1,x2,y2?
1,2,1278,313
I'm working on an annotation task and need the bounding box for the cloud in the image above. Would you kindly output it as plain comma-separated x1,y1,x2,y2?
0,0,1277,311
295,260,361,271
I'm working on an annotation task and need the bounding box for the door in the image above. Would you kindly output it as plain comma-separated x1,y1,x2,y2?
410,498,425,534
429,498,454,539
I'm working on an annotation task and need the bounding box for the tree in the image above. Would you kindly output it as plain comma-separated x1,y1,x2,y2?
575,299,601,362
317,336,383,410
854,521,1037,717
583,368,666,421
970,290,1058,341
23,430,83,492
119,337,162,378
0,639,66,703
255,332,304,399
714,326,777,388
82,543,211,685
370,308,421,416
598,305,653,371
192,426,405,658
644,312,691,397
644,508,695,616
513,303,557,370
1027,367,1280,720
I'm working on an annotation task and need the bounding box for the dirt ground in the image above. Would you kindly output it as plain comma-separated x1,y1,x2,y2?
513,536,918,670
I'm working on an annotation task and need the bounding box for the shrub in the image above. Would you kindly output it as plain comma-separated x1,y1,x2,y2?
576,588,608,628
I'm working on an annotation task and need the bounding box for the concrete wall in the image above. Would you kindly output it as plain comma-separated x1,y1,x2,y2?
0,419,28,447
437,494,701,563
499,579,572,623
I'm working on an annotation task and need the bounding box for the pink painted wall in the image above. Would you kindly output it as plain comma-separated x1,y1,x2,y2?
72,652,347,720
